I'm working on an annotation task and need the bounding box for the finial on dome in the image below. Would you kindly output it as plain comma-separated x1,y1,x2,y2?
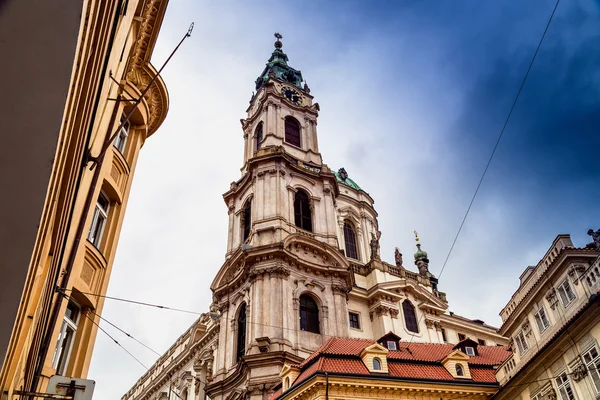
413,230,428,261
274,32,283,49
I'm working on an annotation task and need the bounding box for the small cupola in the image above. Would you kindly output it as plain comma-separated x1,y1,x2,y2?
453,338,479,357
360,343,389,373
442,350,472,379
377,332,402,351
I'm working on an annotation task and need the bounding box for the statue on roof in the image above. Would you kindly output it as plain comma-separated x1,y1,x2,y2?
586,228,600,250
413,231,430,277
338,167,348,181
394,248,403,267
370,232,381,261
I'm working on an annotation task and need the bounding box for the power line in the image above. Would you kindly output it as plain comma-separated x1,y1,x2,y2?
81,311,148,370
407,0,561,350
61,288,202,316
85,307,162,357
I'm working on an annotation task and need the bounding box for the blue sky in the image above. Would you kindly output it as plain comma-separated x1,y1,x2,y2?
88,1,600,397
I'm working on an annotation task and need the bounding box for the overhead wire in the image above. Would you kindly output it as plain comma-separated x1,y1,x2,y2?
406,0,562,350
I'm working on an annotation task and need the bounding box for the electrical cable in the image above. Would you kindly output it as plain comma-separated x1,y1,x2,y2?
406,0,561,350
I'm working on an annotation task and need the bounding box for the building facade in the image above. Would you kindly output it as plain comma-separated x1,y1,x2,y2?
493,234,600,400
0,0,170,398
122,37,508,400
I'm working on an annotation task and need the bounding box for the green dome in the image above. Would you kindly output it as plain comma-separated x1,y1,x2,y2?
334,168,362,191
414,243,428,260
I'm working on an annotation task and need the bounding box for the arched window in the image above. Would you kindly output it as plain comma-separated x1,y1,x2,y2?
255,122,263,151
284,377,290,390
242,200,251,242
299,295,319,333
372,357,382,370
284,116,301,147
403,300,418,333
294,190,312,232
456,363,464,376
343,221,358,259
236,303,246,361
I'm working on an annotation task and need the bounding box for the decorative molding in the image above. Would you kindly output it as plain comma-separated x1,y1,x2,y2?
546,288,559,310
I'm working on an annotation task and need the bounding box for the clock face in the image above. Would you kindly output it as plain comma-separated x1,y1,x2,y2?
281,86,303,105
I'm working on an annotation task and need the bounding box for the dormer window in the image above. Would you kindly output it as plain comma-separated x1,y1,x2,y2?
456,363,465,376
386,341,397,351
465,346,475,356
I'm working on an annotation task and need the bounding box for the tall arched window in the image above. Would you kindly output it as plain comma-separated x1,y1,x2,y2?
343,221,358,259
284,116,301,147
294,190,312,232
255,122,263,151
403,300,418,333
242,200,251,242
456,363,464,376
236,303,247,361
372,357,382,370
299,295,319,333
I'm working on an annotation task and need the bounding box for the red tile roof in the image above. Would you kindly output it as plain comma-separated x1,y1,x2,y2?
274,337,510,399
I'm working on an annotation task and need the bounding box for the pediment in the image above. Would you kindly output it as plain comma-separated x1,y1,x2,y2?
283,234,350,273
443,349,470,362
361,343,389,355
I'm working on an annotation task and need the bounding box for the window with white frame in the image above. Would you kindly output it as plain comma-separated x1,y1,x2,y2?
465,346,475,356
113,116,130,153
87,193,110,248
557,278,576,307
531,391,544,400
582,344,600,393
515,331,529,355
534,306,551,333
52,301,80,374
386,341,397,351
555,372,577,400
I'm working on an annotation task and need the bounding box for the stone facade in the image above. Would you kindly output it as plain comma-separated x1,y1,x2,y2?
122,39,507,400
493,235,600,400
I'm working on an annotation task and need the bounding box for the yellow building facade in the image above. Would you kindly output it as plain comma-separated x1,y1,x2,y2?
0,0,170,398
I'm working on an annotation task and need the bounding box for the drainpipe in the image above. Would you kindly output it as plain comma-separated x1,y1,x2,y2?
325,372,329,400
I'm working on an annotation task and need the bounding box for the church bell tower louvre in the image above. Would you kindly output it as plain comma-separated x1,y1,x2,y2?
122,34,509,400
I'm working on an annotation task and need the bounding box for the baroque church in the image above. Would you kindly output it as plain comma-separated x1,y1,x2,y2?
122,36,509,400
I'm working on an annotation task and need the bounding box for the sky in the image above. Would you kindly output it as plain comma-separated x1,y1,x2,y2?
88,1,600,398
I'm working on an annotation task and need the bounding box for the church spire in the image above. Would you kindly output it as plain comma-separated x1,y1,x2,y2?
255,33,304,91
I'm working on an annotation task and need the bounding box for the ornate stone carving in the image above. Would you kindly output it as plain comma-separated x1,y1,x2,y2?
586,228,600,250
389,308,399,319
434,321,443,331
521,320,532,337
546,288,559,310
568,264,587,285
571,362,588,381
394,247,403,267
545,388,557,400
370,232,381,261
425,319,435,329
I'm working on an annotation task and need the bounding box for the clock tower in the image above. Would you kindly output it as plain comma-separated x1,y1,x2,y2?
207,35,360,400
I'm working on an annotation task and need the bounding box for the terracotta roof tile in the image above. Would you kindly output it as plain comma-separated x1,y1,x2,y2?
388,363,454,381
299,338,375,367
469,367,498,383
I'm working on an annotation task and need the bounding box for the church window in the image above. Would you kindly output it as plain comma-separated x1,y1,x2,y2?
236,303,247,361
349,312,360,329
299,295,319,333
456,363,464,376
294,190,312,232
372,357,382,370
242,200,252,242
284,116,301,147
343,221,359,260
402,300,418,333
255,122,263,151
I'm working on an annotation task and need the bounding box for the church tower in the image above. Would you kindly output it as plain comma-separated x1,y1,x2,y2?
207,35,378,400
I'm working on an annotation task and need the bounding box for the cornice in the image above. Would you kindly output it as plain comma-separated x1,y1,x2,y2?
126,0,170,137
